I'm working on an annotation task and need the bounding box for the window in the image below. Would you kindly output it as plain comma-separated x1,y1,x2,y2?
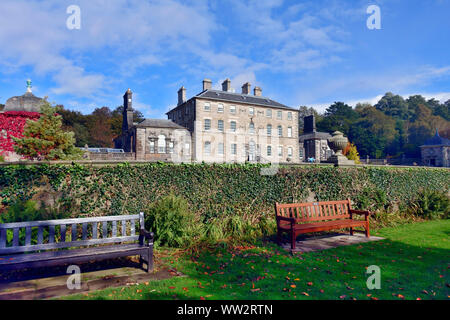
288,147,293,157
218,104,224,113
204,119,211,131
204,141,211,155
266,109,272,118
287,112,292,120
267,145,272,156
249,107,254,116
149,141,155,153
278,146,283,156
185,106,189,115
230,121,237,132
277,111,282,119
158,135,166,154
230,105,236,114
231,143,237,155
218,120,224,132
169,142,174,154
218,143,224,155
185,143,190,155
278,125,282,137
287,127,292,138
299,148,304,159
267,124,272,136
204,102,211,111
249,122,255,134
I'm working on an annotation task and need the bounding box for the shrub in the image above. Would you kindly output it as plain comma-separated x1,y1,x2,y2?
409,189,450,220
144,194,202,248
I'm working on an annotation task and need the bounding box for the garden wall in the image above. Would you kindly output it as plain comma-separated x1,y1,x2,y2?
0,163,449,223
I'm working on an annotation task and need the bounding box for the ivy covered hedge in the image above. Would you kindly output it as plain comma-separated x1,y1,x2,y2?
0,163,449,224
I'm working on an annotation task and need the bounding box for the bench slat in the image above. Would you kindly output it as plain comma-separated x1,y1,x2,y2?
122,220,126,237
82,223,87,240
0,229,6,248
130,220,135,236
102,221,108,239
60,225,66,242
93,222,98,239
112,221,117,237
49,226,55,244
71,224,77,242
12,228,19,247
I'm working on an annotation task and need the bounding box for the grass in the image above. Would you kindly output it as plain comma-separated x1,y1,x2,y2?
62,220,450,300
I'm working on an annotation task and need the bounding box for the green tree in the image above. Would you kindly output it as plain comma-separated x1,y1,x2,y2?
316,102,359,136
375,92,411,120
12,102,84,160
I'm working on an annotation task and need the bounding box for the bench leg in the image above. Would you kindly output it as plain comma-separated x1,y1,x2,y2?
146,246,154,272
291,231,296,250
365,225,370,238
350,227,354,236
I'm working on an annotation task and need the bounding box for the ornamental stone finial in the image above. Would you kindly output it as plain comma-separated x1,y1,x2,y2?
26,79,32,93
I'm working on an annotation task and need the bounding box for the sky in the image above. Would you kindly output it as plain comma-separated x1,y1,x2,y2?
0,0,449,118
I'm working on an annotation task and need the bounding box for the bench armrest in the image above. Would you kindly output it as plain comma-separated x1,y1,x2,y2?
139,229,154,246
349,209,371,220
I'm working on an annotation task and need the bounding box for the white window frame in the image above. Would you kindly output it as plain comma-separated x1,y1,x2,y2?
218,120,224,132
204,118,211,131
278,125,282,137
266,109,272,118
249,107,254,116
277,111,282,119
230,105,236,114
218,103,224,113
204,102,211,111
267,145,272,156
287,127,292,138
267,124,272,136
287,112,292,120
230,121,237,132
218,142,224,155
231,143,237,155
204,141,211,155
278,146,283,157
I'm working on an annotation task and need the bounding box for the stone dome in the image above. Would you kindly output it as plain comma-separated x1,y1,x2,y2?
4,80,45,113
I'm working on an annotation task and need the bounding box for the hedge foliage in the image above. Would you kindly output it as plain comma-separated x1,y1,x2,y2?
0,163,449,223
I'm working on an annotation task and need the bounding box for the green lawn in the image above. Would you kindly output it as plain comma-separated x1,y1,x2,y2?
63,220,450,300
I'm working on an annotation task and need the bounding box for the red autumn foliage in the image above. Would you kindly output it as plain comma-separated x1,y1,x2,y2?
0,111,41,155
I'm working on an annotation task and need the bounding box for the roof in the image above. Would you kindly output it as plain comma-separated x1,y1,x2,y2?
168,89,296,113
299,131,331,142
421,130,450,147
135,119,188,130
198,89,296,110
4,92,45,113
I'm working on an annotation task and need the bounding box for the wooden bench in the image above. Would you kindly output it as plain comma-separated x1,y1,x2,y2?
275,199,370,250
0,212,154,273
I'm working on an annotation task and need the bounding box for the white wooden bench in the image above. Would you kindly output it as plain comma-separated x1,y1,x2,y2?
0,212,154,273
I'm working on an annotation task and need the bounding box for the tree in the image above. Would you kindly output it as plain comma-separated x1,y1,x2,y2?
349,106,397,158
12,102,84,160
110,106,145,137
343,142,361,164
316,102,359,136
0,104,4,111
375,92,411,120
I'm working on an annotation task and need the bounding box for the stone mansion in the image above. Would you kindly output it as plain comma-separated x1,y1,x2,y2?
114,78,301,163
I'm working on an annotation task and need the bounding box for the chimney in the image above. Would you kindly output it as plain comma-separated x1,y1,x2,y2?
254,86,262,96
241,82,251,95
222,78,231,92
178,86,186,106
122,89,134,132
203,79,212,91
304,115,316,133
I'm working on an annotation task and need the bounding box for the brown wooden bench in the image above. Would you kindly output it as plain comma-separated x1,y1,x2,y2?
275,199,371,250
0,212,154,273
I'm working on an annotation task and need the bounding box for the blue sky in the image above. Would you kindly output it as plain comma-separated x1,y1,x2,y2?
0,0,449,118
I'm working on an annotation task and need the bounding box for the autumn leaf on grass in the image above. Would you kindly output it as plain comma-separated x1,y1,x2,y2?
290,285,296,289
307,282,313,286
301,292,309,296
169,286,175,290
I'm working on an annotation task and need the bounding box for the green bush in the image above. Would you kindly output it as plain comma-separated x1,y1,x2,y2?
409,189,450,220
144,194,202,248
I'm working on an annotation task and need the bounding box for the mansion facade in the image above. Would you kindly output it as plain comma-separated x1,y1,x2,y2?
115,78,301,164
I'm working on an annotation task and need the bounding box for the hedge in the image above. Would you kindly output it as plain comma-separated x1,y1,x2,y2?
0,163,449,222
